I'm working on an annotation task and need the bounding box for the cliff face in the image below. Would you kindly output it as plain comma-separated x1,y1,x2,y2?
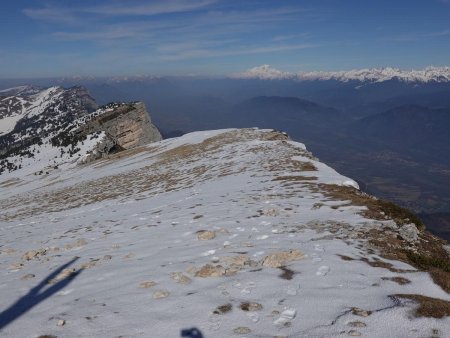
82,102,162,150
75,102,162,163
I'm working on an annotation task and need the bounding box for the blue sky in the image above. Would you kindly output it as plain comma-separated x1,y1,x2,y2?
1,0,449,78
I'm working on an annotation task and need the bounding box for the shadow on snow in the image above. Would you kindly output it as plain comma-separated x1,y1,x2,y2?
0,257,82,330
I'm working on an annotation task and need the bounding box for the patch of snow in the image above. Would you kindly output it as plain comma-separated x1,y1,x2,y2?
0,114,23,135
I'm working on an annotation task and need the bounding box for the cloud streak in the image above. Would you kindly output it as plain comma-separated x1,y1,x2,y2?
158,44,318,61
24,0,217,22
86,0,217,16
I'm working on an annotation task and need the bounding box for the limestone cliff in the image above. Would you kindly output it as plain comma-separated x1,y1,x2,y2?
73,102,162,164
81,102,162,150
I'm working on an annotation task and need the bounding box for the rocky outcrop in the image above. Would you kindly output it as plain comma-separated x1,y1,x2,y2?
82,102,162,150
77,102,162,163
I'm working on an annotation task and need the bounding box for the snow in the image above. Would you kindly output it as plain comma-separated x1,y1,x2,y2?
0,128,449,337
26,87,63,118
0,86,29,94
0,114,23,135
0,86,63,137
232,65,450,83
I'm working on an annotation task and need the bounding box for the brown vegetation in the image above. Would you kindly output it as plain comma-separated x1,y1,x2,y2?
394,294,450,318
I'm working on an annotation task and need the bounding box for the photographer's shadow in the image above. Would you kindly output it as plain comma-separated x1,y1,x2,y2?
0,257,82,330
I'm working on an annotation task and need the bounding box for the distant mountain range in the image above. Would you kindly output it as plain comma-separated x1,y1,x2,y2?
231,65,450,83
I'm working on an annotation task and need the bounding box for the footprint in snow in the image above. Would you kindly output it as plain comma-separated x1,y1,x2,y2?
314,244,324,252
316,266,330,276
201,249,216,257
286,285,298,296
311,253,322,262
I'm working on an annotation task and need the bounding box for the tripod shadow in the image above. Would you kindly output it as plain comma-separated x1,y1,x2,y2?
0,257,82,330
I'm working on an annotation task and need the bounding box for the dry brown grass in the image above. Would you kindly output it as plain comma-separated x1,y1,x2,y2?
0,129,295,221
278,266,295,280
318,184,423,228
213,304,232,314
393,294,450,318
381,276,411,285
359,257,415,273
338,255,355,261
0,177,22,188
272,175,318,182
314,183,450,294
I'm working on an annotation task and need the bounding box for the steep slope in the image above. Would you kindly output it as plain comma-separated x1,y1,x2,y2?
0,87,162,175
0,128,448,337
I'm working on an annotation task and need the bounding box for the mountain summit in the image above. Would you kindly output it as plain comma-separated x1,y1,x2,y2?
0,125,449,336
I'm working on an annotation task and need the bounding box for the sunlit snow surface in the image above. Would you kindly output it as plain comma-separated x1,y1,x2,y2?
0,129,449,338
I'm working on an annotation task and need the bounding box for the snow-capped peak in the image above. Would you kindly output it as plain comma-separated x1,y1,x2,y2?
231,65,450,83
230,65,296,80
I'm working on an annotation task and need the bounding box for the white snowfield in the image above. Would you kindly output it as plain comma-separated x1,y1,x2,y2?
232,64,450,83
0,128,449,338
0,86,62,136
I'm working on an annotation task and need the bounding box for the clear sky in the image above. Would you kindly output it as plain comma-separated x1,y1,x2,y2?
1,0,450,78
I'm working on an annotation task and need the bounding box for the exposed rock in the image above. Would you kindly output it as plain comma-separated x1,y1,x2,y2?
240,302,263,311
80,259,100,269
57,319,66,326
139,281,157,288
197,230,216,240
22,248,47,261
263,208,280,216
399,223,419,242
221,254,257,269
262,250,305,268
348,321,366,328
8,262,24,270
233,327,251,334
21,273,36,280
443,245,450,255
64,238,87,250
351,307,372,317
170,272,192,284
153,290,170,299
48,268,77,284
79,102,162,164
195,264,226,277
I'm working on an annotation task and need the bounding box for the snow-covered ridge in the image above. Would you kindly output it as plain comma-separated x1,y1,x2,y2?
231,64,450,83
0,128,448,337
